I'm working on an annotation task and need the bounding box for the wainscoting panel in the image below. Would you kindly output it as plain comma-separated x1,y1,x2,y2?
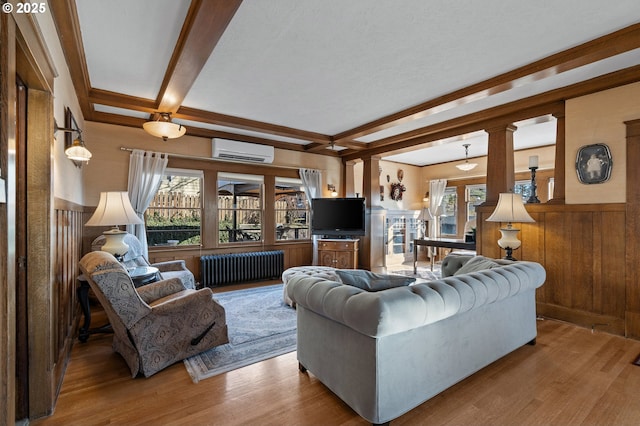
477,203,627,336
53,199,84,397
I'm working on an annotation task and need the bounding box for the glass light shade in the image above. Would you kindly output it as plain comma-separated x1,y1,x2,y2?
486,193,534,224
455,161,478,171
65,139,92,162
143,120,186,141
417,207,434,221
85,191,143,227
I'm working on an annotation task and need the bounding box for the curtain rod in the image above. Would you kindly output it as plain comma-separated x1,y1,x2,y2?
119,146,303,170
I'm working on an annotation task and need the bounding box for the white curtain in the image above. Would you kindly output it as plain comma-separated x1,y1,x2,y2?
428,179,447,254
126,149,168,259
299,168,323,265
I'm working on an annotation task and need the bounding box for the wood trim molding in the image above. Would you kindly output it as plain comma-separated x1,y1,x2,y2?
625,118,640,338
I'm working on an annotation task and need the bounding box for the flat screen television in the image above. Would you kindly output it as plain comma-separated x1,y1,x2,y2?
311,197,366,237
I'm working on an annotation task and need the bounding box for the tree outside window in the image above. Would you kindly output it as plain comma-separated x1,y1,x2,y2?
440,187,457,236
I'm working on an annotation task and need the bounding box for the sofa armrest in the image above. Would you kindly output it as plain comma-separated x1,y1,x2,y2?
136,277,186,304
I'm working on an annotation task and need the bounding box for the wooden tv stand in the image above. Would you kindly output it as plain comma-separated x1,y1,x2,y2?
318,239,359,269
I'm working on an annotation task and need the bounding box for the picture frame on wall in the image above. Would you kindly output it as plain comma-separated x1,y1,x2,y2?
575,143,612,184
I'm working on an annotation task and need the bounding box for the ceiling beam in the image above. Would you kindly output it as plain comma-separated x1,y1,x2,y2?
155,0,243,113
342,62,640,162
176,106,332,144
333,22,640,145
49,0,94,120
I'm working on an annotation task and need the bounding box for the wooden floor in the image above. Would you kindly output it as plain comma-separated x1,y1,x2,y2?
33,282,640,426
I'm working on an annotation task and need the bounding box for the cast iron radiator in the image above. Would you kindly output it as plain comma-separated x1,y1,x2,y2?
200,250,284,287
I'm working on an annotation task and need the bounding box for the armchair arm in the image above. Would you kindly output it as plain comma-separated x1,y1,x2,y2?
136,277,186,304
152,259,188,272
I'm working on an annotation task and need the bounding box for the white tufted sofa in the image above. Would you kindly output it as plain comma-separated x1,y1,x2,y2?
281,266,339,307
286,259,546,425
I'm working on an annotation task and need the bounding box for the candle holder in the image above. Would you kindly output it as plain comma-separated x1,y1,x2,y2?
527,166,541,203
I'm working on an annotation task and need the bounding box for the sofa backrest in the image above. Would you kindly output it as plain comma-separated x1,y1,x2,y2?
287,261,546,338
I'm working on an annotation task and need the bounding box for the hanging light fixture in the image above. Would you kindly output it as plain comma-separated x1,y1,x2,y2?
455,143,478,171
143,112,186,141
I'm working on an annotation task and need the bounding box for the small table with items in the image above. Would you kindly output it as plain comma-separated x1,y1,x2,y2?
76,266,160,342
413,238,476,273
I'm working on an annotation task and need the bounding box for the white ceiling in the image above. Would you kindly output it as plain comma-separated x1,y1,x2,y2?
71,0,640,165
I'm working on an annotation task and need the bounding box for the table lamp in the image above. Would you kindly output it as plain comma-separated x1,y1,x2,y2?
486,193,534,260
85,191,143,259
417,207,434,239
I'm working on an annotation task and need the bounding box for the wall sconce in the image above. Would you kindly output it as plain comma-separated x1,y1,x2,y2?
56,107,92,166
327,184,338,197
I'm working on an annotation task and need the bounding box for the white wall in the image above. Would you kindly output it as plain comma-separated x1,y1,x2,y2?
35,11,86,205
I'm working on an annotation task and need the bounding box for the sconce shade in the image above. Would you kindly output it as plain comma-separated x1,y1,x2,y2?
65,138,92,162
486,193,534,224
85,191,143,227
327,184,338,197
143,113,186,141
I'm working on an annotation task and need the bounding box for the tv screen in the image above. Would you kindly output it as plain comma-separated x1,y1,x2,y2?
311,197,366,237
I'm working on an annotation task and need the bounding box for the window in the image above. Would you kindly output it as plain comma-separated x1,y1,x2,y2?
439,187,457,236
275,177,310,241
466,184,486,223
514,180,533,203
218,172,263,243
146,168,202,246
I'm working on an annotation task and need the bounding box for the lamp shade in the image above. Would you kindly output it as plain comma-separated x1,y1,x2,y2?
417,207,434,221
486,193,534,224
85,191,143,227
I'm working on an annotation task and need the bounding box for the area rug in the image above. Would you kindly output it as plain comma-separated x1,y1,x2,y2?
184,284,296,383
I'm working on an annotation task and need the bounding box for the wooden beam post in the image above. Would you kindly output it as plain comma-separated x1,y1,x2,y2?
485,124,517,205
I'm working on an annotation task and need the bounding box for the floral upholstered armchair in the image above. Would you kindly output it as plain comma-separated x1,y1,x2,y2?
92,233,196,289
79,251,229,377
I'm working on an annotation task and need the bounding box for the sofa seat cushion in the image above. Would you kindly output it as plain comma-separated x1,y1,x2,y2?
453,255,501,276
335,269,415,291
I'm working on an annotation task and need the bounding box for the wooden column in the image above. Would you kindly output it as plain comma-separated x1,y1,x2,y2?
359,156,385,272
549,111,566,203
625,119,640,338
344,160,356,197
485,124,517,205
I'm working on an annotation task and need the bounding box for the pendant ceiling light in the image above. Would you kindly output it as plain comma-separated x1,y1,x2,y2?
143,112,186,141
455,143,478,171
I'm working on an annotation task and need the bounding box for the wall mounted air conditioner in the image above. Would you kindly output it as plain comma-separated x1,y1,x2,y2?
212,139,275,164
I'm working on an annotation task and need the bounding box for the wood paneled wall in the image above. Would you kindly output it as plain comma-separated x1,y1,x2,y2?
147,242,313,285
52,199,84,394
476,203,627,336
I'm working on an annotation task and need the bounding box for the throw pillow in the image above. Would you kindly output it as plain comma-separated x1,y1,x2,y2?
335,269,415,292
453,255,500,276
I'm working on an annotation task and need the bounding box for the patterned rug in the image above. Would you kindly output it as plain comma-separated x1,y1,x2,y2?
184,284,296,383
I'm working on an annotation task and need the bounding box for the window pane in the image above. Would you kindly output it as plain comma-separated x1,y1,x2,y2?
146,169,202,246
440,187,457,236
218,173,263,243
275,177,310,241
514,180,532,203
466,184,486,222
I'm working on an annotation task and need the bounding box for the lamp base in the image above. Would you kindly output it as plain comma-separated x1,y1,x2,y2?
100,227,129,260
498,227,521,262
503,247,517,261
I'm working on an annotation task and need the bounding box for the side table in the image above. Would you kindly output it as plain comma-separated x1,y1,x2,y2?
77,266,160,342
